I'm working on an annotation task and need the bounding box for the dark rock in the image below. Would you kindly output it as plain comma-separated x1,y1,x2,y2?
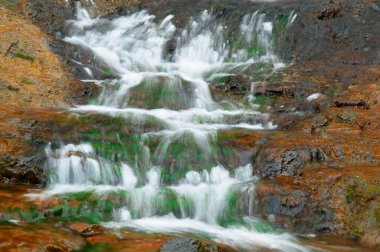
26,0,74,35
0,154,45,184
257,184,308,218
253,82,294,97
334,99,368,108
311,114,329,129
46,245,65,252
336,111,357,123
253,178,337,234
68,223,104,237
7,85,20,92
309,95,330,112
80,224,104,237
253,146,326,178
277,0,380,65
160,238,224,252
365,155,375,163
215,74,251,95
316,3,342,20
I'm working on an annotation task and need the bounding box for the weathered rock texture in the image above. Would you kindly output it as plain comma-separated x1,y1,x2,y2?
0,0,379,249
0,2,97,184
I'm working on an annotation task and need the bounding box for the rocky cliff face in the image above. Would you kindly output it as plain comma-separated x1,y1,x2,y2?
0,1,98,184
0,0,379,250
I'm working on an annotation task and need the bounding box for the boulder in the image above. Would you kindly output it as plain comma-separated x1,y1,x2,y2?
160,238,224,252
253,146,326,178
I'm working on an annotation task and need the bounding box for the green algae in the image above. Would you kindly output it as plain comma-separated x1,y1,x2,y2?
127,77,193,110
75,242,111,252
15,50,34,62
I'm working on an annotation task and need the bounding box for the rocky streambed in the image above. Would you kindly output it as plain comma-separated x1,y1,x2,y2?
0,0,380,251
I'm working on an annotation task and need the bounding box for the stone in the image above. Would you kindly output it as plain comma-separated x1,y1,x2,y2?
253,146,326,178
160,238,224,252
334,100,368,108
68,223,104,237
311,114,329,129
46,245,65,252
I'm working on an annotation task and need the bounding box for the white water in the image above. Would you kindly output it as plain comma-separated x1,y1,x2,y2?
29,4,308,251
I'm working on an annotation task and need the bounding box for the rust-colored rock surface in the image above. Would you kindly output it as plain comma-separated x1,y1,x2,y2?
0,2,97,184
0,0,379,250
228,75,380,247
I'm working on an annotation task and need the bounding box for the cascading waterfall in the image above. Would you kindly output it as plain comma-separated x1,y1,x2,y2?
28,3,307,251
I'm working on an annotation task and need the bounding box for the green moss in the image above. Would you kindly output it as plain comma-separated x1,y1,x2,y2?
218,191,244,227
368,184,380,195
15,50,34,62
0,0,19,6
100,67,113,75
326,83,345,97
219,215,245,228
345,176,373,206
89,134,144,165
350,228,364,240
216,130,244,144
14,196,122,224
6,85,19,92
156,188,181,216
17,207,43,222
66,191,93,202
251,96,276,106
128,77,193,110
213,75,230,85
177,196,195,217
98,199,120,214
374,205,380,225
346,186,355,202
268,74,280,84
256,105,268,113
20,77,34,85
0,220,18,226
80,211,102,224
156,133,216,184
246,46,266,58
229,34,268,60
75,242,111,252
83,129,102,139
273,11,297,50
294,94,303,101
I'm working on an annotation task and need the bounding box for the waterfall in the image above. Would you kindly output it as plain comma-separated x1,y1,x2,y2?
28,4,308,252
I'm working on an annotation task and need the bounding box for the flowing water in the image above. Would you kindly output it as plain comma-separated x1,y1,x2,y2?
27,3,310,251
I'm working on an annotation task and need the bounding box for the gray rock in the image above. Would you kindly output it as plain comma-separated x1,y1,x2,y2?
253,146,326,178
160,238,223,252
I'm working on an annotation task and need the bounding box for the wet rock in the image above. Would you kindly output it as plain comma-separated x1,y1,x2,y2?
58,42,118,80
160,238,224,252
311,114,329,129
68,223,104,237
308,95,330,112
365,155,375,163
215,74,251,95
26,0,74,35
253,146,326,178
334,99,368,108
253,177,337,234
0,154,45,184
253,82,294,97
46,244,65,252
316,3,342,20
278,0,380,64
336,111,357,123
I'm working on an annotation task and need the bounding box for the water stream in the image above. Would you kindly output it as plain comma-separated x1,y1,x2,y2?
28,3,309,251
